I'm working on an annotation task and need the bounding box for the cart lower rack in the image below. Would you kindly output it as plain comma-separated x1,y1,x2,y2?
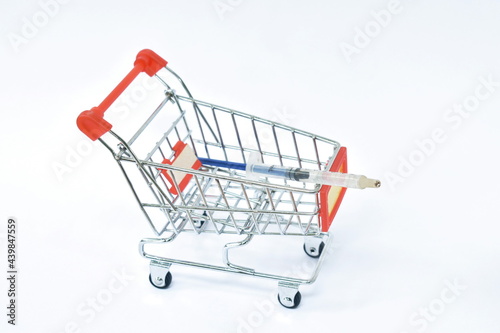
77,49,379,308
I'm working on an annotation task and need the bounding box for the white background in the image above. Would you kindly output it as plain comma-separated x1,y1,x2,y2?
1,0,499,332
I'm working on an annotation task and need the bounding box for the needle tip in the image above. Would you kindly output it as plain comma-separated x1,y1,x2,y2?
359,176,381,189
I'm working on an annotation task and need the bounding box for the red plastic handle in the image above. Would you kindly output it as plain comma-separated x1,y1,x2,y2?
77,49,168,141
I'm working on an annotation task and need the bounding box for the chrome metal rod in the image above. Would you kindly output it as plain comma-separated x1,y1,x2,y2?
128,95,172,147
139,233,332,285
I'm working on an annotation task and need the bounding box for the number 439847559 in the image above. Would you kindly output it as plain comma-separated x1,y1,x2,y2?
7,218,16,270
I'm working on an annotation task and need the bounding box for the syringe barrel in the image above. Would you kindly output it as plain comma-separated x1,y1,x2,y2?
246,163,367,189
307,170,362,188
246,164,309,181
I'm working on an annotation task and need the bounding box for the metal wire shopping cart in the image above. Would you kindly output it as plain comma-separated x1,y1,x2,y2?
77,49,375,308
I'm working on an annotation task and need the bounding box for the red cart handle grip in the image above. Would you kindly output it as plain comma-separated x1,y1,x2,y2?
77,49,168,141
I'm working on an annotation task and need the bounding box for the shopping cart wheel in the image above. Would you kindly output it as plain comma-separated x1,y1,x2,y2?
149,261,173,289
193,211,208,229
149,271,172,289
278,282,301,308
277,291,301,309
303,239,325,258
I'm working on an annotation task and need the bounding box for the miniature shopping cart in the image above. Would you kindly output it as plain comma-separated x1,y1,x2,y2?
77,49,375,308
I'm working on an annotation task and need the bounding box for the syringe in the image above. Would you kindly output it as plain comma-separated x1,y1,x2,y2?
198,157,381,189
247,164,380,189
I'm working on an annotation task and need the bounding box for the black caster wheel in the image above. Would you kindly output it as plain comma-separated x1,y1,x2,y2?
194,212,208,229
277,291,301,309
303,241,325,258
149,271,172,289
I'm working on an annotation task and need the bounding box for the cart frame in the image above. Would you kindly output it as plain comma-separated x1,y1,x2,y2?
77,50,349,308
